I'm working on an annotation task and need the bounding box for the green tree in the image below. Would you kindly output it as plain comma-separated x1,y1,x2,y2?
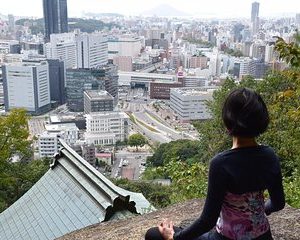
275,31,300,68
0,109,50,212
193,78,237,163
147,139,201,167
128,133,147,151
112,178,172,208
156,160,208,202
0,109,32,163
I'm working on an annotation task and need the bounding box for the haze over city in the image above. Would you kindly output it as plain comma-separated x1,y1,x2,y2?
0,0,299,18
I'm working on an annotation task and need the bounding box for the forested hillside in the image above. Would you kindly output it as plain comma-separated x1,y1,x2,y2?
15,18,120,34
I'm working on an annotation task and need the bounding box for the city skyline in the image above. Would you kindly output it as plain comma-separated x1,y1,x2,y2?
0,0,299,19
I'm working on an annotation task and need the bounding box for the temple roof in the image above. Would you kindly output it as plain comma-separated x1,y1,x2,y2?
0,140,153,240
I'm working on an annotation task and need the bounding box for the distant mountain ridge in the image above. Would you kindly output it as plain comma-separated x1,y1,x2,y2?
142,4,190,17
83,12,124,18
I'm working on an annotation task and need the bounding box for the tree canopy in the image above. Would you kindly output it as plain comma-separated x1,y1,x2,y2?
275,31,300,68
15,18,120,34
147,139,201,167
0,109,50,212
128,133,147,151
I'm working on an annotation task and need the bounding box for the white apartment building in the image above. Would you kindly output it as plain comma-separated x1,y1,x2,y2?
45,33,77,69
38,132,61,158
85,112,129,145
39,123,79,158
0,53,22,64
265,44,276,63
0,40,19,54
2,62,51,114
108,35,142,60
239,58,251,79
76,33,108,68
208,52,222,77
170,87,216,122
45,32,108,69
118,71,175,86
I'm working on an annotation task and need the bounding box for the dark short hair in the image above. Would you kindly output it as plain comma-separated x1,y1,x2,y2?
222,88,269,137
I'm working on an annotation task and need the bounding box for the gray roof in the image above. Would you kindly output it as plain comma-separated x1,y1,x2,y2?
0,140,154,240
84,90,114,101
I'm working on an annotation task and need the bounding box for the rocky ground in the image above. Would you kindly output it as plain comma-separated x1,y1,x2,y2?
58,199,300,240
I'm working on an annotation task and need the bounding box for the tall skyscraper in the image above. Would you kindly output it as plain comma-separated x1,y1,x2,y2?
8,14,15,33
251,2,260,22
251,2,260,34
43,0,68,42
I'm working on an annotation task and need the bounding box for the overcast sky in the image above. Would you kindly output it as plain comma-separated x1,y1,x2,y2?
0,0,299,18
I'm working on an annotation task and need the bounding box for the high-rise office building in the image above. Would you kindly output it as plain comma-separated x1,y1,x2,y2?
251,2,260,34
249,59,269,79
43,0,68,42
45,32,108,69
66,65,118,112
45,33,77,69
76,33,108,68
251,2,260,22
107,35,142,60
47,59,66,105
3,62,51,115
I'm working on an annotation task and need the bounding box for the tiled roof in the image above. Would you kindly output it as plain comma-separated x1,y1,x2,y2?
0,140,153,240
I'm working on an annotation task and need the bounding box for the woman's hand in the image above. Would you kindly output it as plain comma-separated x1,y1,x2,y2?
158,219,175,240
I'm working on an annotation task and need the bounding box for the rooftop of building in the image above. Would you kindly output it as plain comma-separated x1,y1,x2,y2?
86,111,129,118
45,123,79,132
84,90,114,101
0,140,153,240
4,61,48,67
49,114,85,124
0,40,19,44
119,71,175,80
108,35,141,42
171,87,218,96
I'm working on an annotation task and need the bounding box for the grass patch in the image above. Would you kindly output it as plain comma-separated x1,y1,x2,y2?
146,112,163,124
127,112,159,133
127,112,136,124
136,119,160,133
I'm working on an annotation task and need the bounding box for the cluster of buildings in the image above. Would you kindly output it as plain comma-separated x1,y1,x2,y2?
0,0,299,157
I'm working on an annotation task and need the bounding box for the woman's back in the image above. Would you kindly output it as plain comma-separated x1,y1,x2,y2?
215,145,279,194
145,88,285,240
213,146,283,239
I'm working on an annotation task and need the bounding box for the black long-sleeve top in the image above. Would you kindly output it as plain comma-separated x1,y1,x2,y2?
174,145,285,240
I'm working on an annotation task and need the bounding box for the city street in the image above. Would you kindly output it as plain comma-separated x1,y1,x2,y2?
120,87,199,143
112,150,152,180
